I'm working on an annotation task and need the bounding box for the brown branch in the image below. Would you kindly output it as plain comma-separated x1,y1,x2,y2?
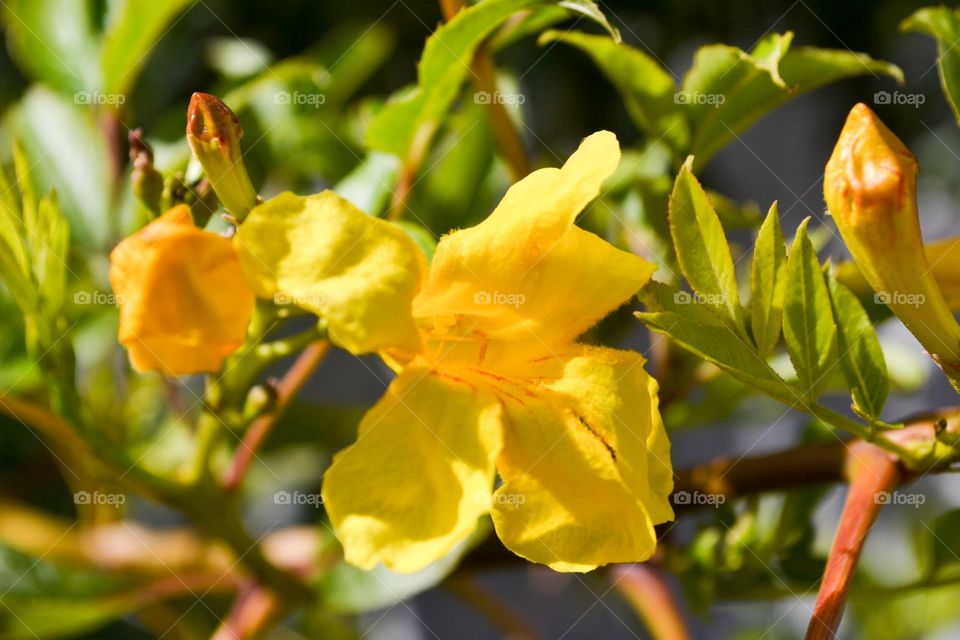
462,409,960,569
223,340,329,491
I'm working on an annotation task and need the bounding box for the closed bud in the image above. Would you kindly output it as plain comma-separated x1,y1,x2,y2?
825,103,960,383
186,92,258,220
128,129,163,216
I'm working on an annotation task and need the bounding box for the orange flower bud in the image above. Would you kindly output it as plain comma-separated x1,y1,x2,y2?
824,103,960,372
186,93,258,219
109,206,255,375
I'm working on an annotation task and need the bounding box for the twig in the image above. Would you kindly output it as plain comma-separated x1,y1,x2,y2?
212,582,282,640
610,564,692,640
222,340,329,491
439,0,530,181
447,573,538,639
806,442,901,639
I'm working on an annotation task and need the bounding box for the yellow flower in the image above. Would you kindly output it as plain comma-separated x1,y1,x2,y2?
109,205,255,375
320,131,674,573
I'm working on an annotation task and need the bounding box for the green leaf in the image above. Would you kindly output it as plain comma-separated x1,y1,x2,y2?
334,152,400,217
668,158,743,330
34,193,70,316
11,87,113,249
0,165,31,308
314,22,396,107
749,202,787,358
902,7,960,126
556,1,620,41
100,0,195,97
537,30,688,151
3,0,102,93
366,0,613,158
925,508,960,580
826,271,889,420
782,218,838,400
637,281,794,402
0,544,145,638
681,32,902,169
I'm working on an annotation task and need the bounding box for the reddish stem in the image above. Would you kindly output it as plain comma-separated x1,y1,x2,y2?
610,564,692,640
223,341,329,491
805,441,901,639
211,582,281,640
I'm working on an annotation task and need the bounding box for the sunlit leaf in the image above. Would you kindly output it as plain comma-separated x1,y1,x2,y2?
668,159,744,330
101,0,195,97
637,281,794,402
3,0,101,93
750,203,787,358
902,7,960,126
782,218,837,400
682,32,902,169
826,272,889,420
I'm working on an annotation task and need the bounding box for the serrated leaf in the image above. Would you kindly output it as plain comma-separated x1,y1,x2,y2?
750,202,787,358
782,218,837,399
681,32,902,169
538,30,688,151
101,0,195,97
668,159,743,330
12,87,113,249
34,193,70,315
826,271,888,420
637,281,794,402
902,7,960,127
366,0,613,158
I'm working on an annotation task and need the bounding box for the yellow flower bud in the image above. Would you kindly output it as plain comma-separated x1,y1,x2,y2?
186,92,258,220
109,206,256,375
824,103,960,377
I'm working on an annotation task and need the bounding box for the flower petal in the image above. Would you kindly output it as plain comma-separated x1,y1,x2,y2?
109,206,255,375
490,346,673,572
234,191,427,354
413,131,654,358
321,367,501,573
